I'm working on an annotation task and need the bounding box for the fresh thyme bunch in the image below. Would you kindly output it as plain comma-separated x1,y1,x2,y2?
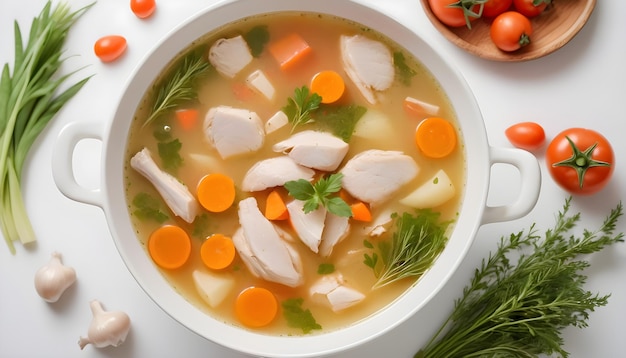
416,198,624,358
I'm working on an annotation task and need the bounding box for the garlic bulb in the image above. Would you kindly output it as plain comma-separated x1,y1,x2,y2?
34,252,77,302
78,300,131,350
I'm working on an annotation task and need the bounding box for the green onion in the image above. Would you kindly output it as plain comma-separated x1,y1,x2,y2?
0,1,92,254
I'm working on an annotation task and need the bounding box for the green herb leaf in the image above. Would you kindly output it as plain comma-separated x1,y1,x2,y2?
372,210,450,289
363,239,374,249
243,25,270,58
363,252,378,270
317,263,335,275
316,104,366,142
191,213,212,239
282,86,322,131
157,138,183,172
393,51,416,86
284,174,352,217
145,49,212,127
132,192,169,223
282,298,322,334
416,198,625,358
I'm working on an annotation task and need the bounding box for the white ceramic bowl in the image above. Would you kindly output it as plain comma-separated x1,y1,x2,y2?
52,1,541,356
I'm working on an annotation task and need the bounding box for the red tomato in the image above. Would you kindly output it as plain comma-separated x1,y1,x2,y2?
546,128,614,195
428,0,482,27
490,11,532,52
483,0,513,18
130,0,156,19
94,35,127,63
513,0,549,17
505,122,545,151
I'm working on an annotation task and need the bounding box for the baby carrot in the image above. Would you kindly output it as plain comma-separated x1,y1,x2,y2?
350,201,372,222
264,190,289,221
415,117,457,159
310,70,345,104
148,225,191,269
201,233,236,270
235,287,278,327
197,173,236,213
268,33,312,71
175,109,199,131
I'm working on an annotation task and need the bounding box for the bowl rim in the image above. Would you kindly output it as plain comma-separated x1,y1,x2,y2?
100,0,490,356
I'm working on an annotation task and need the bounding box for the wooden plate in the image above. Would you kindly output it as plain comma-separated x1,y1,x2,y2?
420,0,596,61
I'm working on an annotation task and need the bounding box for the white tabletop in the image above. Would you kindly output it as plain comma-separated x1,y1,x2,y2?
1,1,625,357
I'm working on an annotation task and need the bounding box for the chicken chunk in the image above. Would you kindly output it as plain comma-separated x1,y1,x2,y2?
340,35,394,104
130,148,198,223
340,149,419,205
286,200,327,253
241,156,315,192
273,130,349,171
234,197,303,287
309,273,365,312
204,106,265,159
319,213,350,257
208,35,253,78
246,69,275,101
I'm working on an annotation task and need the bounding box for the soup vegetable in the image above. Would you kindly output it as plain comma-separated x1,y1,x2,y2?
124,12,465,335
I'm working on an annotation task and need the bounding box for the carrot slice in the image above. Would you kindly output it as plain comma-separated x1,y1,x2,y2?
148,225,191,269
350,201,372,222
264,190,289,221
310,70,345,104
235,287,278,327
197,173,236,213
268,33,311,71
175,109,199,130
201,233,236,270
415,117,457,159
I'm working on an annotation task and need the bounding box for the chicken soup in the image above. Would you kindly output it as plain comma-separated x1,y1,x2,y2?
124,12,465,335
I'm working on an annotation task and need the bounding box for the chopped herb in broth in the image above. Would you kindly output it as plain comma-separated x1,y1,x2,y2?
124,12,465,336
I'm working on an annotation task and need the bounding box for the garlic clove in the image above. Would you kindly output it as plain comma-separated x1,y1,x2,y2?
78,300,131,350
34,252,77,303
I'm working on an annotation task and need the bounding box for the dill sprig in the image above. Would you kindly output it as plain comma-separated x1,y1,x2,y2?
144,49,212,127
0,1,92,253
372,210,450,289
416,198,624,358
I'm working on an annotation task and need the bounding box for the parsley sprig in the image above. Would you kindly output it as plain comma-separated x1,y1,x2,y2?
282,85,322,132
416,198,624,358
284,173,352,217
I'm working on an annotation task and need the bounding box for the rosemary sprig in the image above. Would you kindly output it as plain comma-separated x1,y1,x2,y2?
372,210,450,289
416,198,624,358
143,49,212,127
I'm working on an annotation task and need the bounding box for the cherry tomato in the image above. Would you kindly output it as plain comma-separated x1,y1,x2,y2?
94,35,127,63
513,0,549,17
483,0,513,18
428,0,482,28
130,0,156,19
490,11,532,52
505,122,545,151
546,128,614,195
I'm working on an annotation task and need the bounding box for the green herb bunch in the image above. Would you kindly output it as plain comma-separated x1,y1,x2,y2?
0,1,92,253
416,198,624,358
284,173,352,217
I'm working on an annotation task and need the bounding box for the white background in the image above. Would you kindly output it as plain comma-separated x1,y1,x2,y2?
1,1,625,357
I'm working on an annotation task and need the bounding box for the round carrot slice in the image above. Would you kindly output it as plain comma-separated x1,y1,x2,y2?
235,287,278,327
200,234,236,270
148,225,191,269
415,117,457,159
310,70,345,104
197,173,236,213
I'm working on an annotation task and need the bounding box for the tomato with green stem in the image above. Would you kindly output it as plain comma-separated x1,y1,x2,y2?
428,0,486,28
490,11,532,52
483,0,513,18
546,128,614,195
513,0,550,17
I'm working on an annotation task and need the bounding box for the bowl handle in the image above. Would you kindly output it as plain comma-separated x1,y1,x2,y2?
51,121,104,208
481,146,541,225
